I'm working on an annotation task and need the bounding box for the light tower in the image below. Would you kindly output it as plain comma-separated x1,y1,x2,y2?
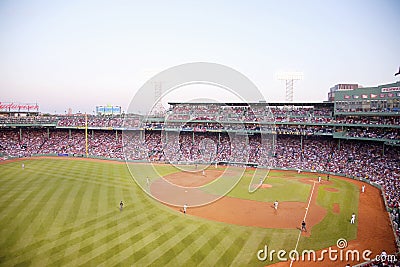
276,72,304,102
152,81,166,116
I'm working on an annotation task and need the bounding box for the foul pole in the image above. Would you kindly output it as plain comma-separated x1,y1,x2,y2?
85,113,88,157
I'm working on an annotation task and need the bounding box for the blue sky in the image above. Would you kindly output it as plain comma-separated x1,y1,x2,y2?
0,0,399,113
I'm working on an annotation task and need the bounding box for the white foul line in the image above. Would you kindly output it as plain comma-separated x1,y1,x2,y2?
289,181,317,267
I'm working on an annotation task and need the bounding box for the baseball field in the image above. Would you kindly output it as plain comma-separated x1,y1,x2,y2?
0,157,396,266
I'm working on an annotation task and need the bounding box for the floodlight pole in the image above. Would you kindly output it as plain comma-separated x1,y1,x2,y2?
153,81,165,116
285,79,294,102
277,72,304,102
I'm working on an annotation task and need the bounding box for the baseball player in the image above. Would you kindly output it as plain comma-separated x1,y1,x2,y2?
318,176,321,183
274,200,279,210
301,221,307,232
21,163,25,169
361,185,365,193
120,201,124,211
183,204,187,214
146,177,150,188
350,213,356,224
202,169,205,176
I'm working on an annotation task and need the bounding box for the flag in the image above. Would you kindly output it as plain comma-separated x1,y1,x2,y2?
380,93,386,98
361,94,368,99
352,95,359,99
370,94,377,98
388,93,394,97
344,95,350,99
397,92,400,97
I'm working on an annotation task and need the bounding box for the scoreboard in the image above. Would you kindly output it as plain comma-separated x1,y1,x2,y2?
96,105,121,115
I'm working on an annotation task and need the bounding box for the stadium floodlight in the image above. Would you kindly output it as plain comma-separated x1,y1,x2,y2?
276,72,304,102
152,81,166,116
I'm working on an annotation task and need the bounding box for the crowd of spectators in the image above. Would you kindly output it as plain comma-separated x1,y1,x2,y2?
1,107,399,128
0,129,123,159
343,127,399,140
1,127,398,205
57,116,125,128
0,116,58,125
335,116,400,125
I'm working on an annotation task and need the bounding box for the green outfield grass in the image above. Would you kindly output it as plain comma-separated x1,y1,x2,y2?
227,169,312,202
0,158,358,266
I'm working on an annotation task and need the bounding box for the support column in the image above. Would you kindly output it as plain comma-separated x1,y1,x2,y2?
300,135,303,150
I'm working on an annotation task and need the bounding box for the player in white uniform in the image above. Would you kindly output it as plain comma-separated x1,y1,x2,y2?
274,200,278,210
183,204,187,214
350,213,356,224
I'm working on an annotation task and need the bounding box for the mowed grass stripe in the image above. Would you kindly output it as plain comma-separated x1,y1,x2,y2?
177,226,228,266
229,229,265,266
49,169,132,190
0,178,68,251
0,165,31,187
74,161,133,188
24,182,76,247
87,181,101,220
157,224,225,266
23,183,78,267
0,170,48,210
135,223,208,266
198,226,244,266
32,182,77,239
73,213,180,267
7,206,152,266
18,204,161,266
103,214,188,266
48,183,109,260
1,182,74,260
29,159,132,189
69,181,97,233
49,182,87,229
48,211,163,266
214,231,248,266
48,182,90,263
88,213,174,267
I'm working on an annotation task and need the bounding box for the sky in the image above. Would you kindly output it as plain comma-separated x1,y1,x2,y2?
0,0,399,114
